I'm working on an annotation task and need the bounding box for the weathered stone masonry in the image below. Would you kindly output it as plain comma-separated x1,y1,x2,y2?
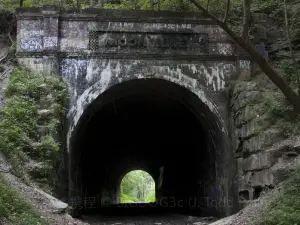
15,6,252,217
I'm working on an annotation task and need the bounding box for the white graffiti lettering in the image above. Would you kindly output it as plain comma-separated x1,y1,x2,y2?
20,38,43,51
239,60,250,69
196,62,236,91
217,43,233,55
43,37,58,48
61,59,89,79
22,30,44,37
109,22,134,29
60,38,87,50
143,23,192,30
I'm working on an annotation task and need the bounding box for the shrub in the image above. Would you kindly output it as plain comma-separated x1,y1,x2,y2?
0,66,68,191
256,167,300,225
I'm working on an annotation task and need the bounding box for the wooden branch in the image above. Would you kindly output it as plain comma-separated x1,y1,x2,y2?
188,0,300,113
0,67,12,79
241,0,251,41
0,52,8,63
206,0,210,11
0,168,11,173
223,0,230,23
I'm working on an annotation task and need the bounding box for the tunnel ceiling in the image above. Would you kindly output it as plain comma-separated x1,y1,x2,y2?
70,78,231,216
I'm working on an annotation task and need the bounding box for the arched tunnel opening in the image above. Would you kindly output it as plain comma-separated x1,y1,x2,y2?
69,79,237,220
119,170,156,203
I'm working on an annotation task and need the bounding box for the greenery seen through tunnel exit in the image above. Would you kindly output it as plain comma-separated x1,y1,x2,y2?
120,170,156,203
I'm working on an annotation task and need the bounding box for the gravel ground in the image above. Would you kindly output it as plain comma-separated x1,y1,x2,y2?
0,151,282,225
80,214,216,225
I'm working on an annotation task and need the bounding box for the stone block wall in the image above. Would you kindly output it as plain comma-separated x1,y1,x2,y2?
230,73,300,206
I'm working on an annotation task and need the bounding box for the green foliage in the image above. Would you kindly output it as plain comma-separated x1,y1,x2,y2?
0,66,68,190
2,0,76,9
252,0,282,12
120,193,137,203
256,167,300,225
6,67,45,100
261,90,300,136
104,0,199,11
145,191,156,202
278,59,298,86
254,59,300,136
0,175,48,224
120,170,155,203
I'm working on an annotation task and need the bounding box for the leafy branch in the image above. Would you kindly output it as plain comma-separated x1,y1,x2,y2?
189,0,300,113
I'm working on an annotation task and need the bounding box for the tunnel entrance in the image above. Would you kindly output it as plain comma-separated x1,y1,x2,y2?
69,78,236,219
120,170,155,203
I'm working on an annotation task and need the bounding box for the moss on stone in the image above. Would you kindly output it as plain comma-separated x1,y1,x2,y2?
0,66,68,191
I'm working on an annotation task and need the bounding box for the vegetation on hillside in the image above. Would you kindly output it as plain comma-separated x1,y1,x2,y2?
0,175,48,225
0,0,300,224
0,66,68,192
120,170,155,203
255,166,300,225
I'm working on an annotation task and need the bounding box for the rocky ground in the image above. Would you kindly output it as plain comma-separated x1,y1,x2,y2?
80,214,217,225
0,151,278,225
1,141,300,225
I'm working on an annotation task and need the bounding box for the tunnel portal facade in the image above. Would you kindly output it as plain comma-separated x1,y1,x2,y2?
16,6,251,218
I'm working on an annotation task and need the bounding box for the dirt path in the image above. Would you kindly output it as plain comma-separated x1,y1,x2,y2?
80,214,216,225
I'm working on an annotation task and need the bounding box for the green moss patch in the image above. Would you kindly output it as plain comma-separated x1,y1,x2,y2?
256,167,300,225
0,66,68,191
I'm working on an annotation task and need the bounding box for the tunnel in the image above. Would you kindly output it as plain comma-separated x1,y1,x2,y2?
68,78,237,219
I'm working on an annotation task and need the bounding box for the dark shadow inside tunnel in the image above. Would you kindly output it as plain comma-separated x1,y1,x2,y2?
69,79,236,218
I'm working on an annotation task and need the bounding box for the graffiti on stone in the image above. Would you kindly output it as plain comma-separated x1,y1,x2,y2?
44,37,58,48
60,38,87,50
200,62,236,91
109,22,134,29
108,22,192,30
239,60,250,69
22,30,44,37
143,23,192,30
61,59,89,101
20,38,43,51
217,43,233,55
61,59,89,78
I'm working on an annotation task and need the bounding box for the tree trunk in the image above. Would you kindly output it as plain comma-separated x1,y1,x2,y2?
284,0,300,95
242,0,251,40
189,0,300,113
150,0,154,10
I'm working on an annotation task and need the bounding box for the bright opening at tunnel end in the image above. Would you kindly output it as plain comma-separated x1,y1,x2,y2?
120,170,156,203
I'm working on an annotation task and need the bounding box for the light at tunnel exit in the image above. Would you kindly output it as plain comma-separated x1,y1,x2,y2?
120,170,156,203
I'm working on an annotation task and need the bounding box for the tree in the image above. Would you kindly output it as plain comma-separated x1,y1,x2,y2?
283,0,300,95
188,0,300,113
120,170,155,203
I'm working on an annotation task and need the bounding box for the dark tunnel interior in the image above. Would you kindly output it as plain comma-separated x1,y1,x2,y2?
70,79,232,218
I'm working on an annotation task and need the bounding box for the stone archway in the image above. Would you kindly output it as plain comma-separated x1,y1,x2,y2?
68,77,237,217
